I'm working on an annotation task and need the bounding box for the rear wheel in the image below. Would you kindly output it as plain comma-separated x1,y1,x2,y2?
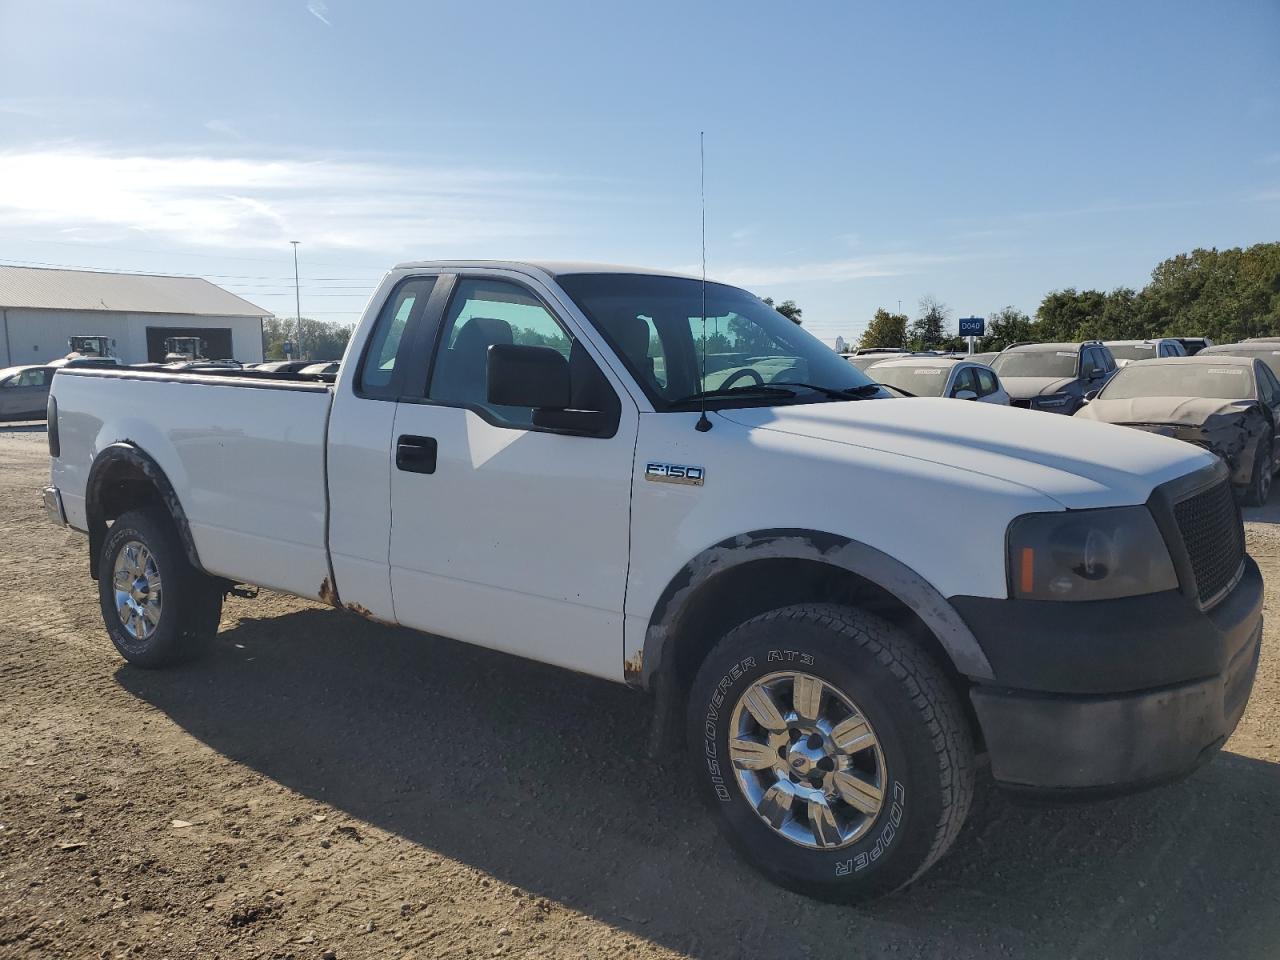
687,603,974,902
97,507,223,667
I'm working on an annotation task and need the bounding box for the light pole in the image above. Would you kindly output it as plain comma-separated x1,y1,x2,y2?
290,240,302,360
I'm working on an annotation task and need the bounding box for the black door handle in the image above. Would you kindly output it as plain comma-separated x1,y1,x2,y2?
396,435,437,474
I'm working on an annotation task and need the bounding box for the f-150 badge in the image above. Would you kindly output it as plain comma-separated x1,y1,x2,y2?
645,462,705,486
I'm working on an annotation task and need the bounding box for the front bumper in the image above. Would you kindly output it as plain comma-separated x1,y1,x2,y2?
955,556,1264,794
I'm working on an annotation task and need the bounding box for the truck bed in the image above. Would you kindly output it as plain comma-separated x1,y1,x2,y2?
51,367,335,601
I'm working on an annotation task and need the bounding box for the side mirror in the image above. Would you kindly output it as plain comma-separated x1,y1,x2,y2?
487,343,571,409
486,343,610,436
954,389,979,401
1083,389,1100,402
1088,366,1104,378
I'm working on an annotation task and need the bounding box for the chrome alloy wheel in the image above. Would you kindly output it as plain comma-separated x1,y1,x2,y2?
728,671,886,849
112,539,162,642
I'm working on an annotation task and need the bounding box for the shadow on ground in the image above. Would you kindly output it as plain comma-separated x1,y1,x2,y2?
118,609,1280,959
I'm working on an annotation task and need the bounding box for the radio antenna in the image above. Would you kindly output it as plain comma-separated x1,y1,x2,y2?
695,130,713,433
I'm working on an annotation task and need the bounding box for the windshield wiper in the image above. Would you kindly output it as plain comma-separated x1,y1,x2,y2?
877,383,915,398
769,381,884,400
671,384,799,405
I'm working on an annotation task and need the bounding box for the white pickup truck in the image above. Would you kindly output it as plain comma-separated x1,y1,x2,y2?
44,261,1262,901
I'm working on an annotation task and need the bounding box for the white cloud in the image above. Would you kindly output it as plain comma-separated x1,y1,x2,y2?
306,0,332,26
0,147,576,252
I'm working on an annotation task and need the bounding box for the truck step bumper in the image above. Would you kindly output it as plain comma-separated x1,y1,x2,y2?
971,616,1262,796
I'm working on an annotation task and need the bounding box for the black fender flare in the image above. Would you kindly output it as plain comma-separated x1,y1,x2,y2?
638,528,994,689
85,442,203,579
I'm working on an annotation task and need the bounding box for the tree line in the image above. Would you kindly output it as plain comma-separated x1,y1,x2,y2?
857,242,1280,353
262,316,355,362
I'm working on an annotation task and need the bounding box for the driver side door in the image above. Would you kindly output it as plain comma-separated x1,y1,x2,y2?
387,273,639,680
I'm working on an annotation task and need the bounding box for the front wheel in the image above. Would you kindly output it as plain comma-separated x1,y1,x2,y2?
1245,435,1273,506
97,507,223,667
687,604,974,902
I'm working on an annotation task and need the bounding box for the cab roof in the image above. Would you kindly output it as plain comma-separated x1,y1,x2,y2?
390,260,701,281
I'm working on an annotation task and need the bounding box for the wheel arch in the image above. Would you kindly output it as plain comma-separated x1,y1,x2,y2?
85,442,202,580
639,529,993,753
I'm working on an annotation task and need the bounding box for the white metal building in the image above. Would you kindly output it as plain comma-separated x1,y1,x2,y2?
0,265,271,367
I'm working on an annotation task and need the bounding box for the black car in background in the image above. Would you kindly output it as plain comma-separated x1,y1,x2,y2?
990,340,1117,414
1075,354,1280,504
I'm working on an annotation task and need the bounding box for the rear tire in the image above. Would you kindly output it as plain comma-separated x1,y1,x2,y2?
687,603,974,902
97,507,223,667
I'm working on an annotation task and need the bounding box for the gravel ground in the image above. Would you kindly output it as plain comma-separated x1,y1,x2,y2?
2,421,1279,959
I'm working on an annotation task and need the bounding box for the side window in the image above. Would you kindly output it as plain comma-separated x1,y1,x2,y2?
950,367,978,396
428,277,615,429
11,369,47,387
1259,364,1280,403
1082,348,1100,375
975,367,998,396
358,276,436,399
39,368,55,387
1103,349,1117,371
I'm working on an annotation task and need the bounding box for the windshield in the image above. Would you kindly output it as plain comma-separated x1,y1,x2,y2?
992,349,1078,379
1107,343,1158,362
557,273,881,408
870,364,950,397
1101,363,1255,401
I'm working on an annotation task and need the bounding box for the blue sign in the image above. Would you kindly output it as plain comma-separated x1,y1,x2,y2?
958,316,985,336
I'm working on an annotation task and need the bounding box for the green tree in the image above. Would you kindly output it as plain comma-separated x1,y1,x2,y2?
907,296,951,350
261,316,355,361
762,296,803,325
981,306,1034,351
859,308,908,349
1138,244,1280,343
1034,288,1108,342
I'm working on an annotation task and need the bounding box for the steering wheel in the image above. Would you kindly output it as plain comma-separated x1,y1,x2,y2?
718,367,765,390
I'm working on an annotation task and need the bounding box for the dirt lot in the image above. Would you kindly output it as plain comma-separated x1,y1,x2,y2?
2,423,1279,960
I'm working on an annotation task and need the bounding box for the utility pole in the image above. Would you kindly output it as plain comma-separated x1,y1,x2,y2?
290,240,302,360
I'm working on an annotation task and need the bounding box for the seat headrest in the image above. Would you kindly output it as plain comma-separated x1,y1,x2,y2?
454,316,514,352
609,314,651,365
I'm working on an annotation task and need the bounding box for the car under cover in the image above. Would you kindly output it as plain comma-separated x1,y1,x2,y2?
1076,395,1267,489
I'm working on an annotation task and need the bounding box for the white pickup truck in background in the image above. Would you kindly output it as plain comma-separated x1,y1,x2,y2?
44,261,1263,901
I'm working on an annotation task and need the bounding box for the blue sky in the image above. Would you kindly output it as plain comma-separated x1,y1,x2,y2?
0,0,1277,342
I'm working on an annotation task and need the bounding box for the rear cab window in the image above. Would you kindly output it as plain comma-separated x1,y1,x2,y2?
358,277,437,400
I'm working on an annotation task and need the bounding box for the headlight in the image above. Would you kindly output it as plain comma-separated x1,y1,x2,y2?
1007,506,1177,601
1034,393,1071,408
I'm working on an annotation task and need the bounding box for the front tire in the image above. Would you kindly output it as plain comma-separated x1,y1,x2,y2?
687,604,974,902
1245,435,1273,506
97,507,223,667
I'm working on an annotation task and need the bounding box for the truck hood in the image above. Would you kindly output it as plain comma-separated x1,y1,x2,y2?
1076,396,1251,427
718,398,1212,509
998,375,1076,399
